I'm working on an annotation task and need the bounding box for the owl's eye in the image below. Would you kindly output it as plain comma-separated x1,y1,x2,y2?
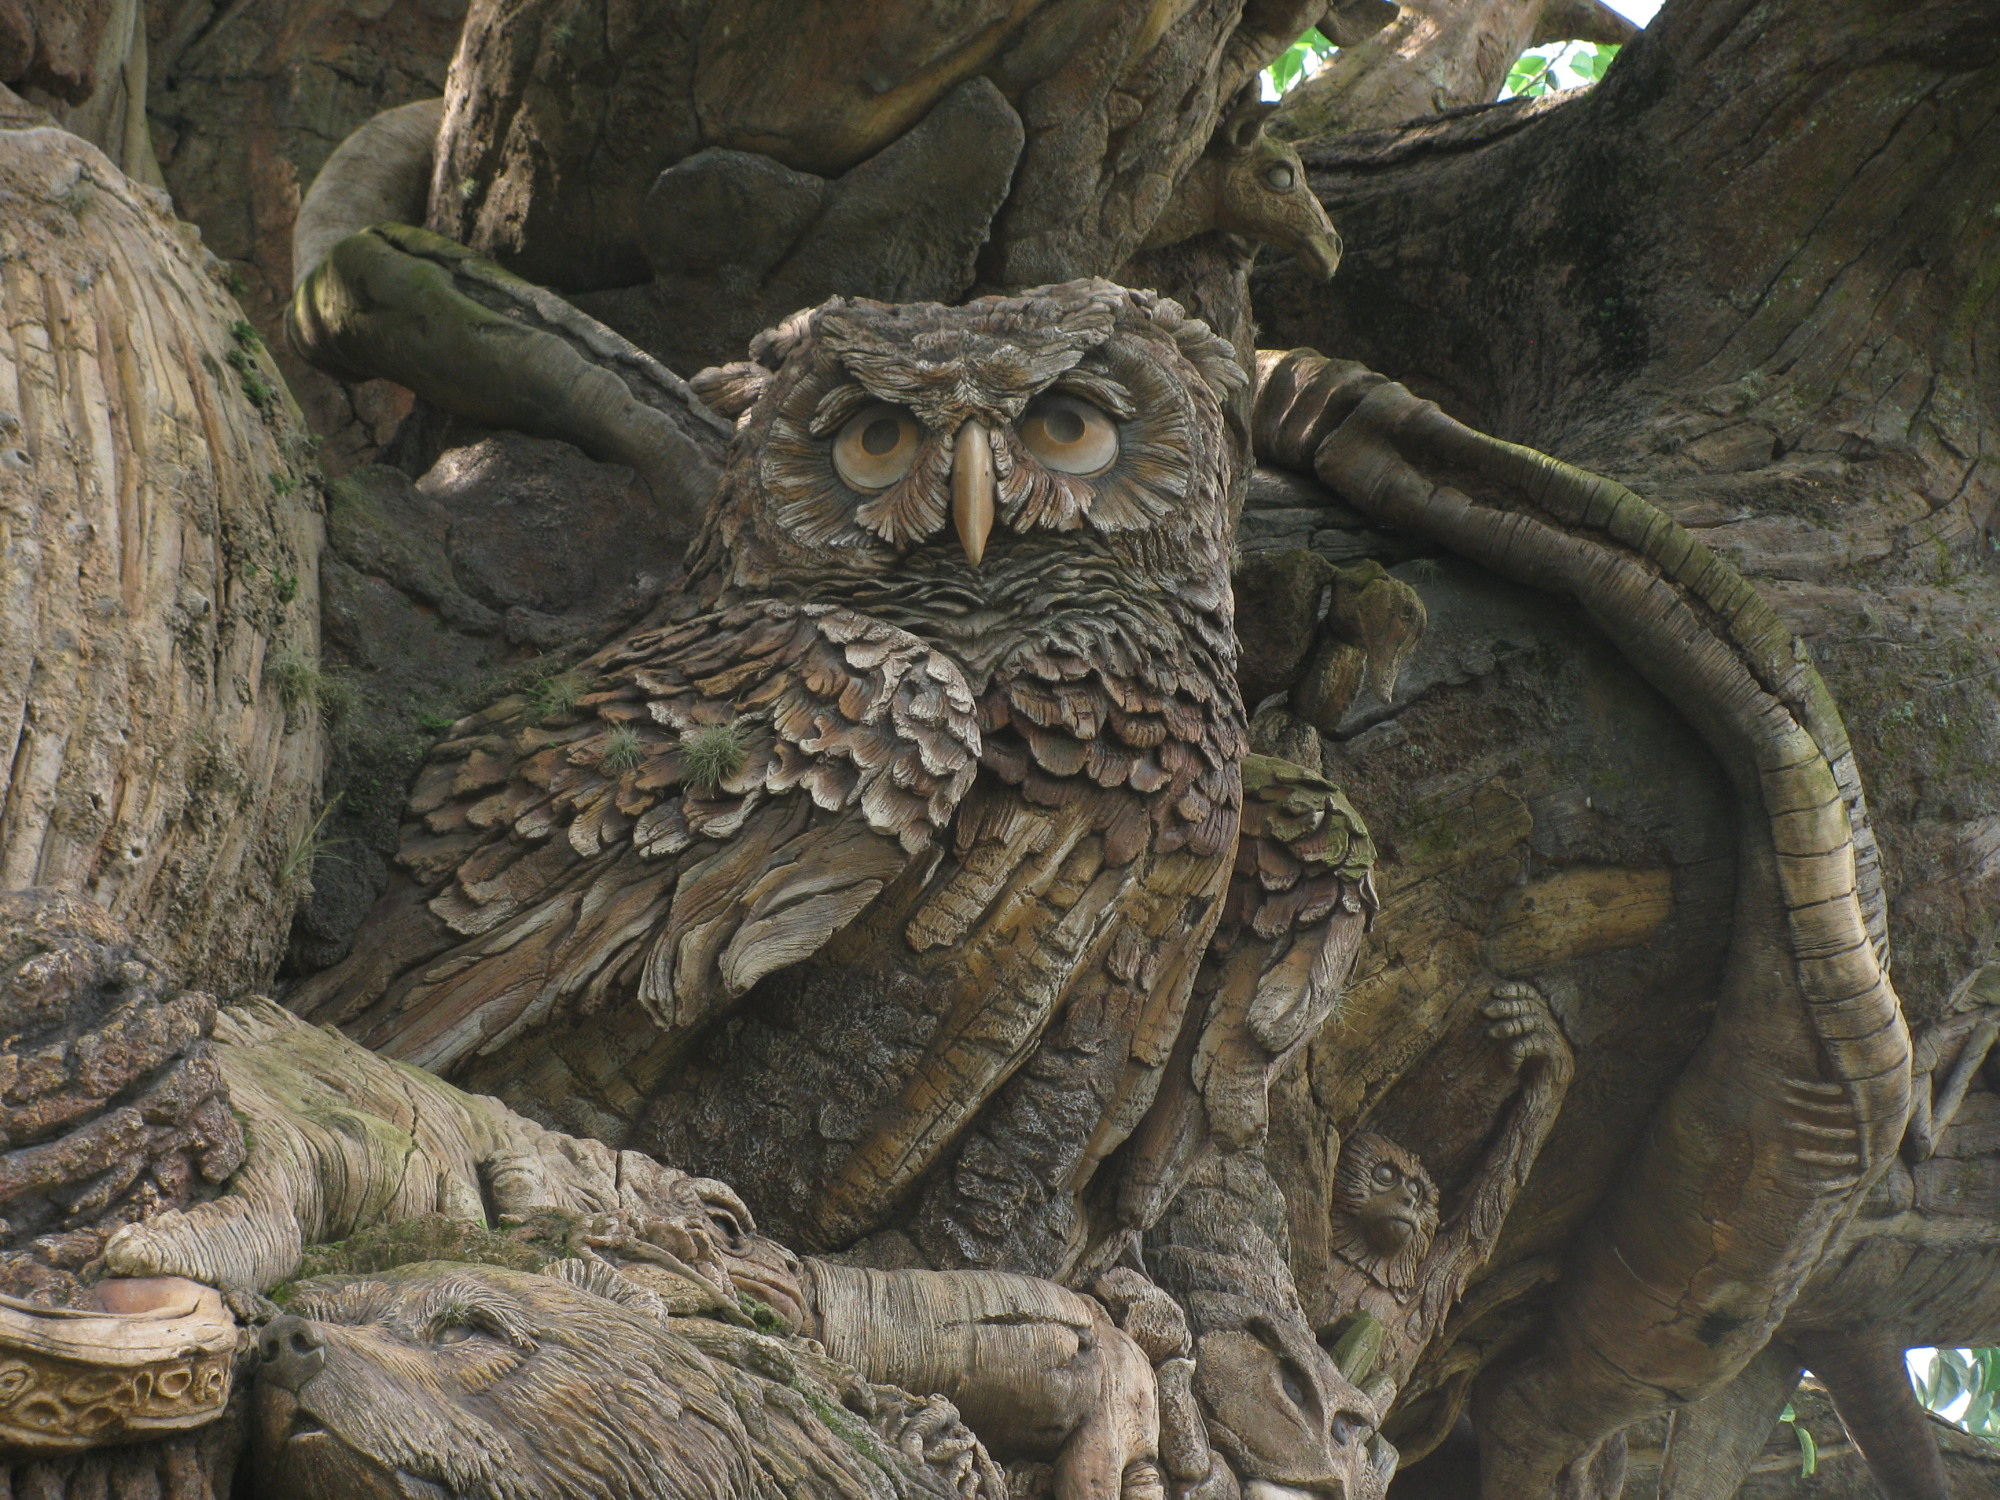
832,403,923,490
1263,162,1297,191
1019,395,1119,476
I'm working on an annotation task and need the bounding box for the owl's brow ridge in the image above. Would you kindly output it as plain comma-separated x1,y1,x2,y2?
808,380,876,437
1049,367,1136,419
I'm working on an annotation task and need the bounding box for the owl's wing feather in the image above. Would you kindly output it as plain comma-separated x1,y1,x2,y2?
289,602,979,1074
1117,754,1379,1230
805,615,1248,1258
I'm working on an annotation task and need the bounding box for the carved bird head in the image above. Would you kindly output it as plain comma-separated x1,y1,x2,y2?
688,279,1247,676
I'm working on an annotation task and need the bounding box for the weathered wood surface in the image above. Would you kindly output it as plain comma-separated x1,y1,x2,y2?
1273,0,1635,142
427,0,1327,297
0,124,322,993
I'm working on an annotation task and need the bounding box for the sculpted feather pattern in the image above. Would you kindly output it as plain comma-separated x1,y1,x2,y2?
302,279,1267,1285
1117,755,1378,1231
291,602,979,1072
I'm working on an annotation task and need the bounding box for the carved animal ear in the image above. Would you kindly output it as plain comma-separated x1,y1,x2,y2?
690,361,772,423
695,302,830,420
1217,98,1279,156
546,1257,671,1323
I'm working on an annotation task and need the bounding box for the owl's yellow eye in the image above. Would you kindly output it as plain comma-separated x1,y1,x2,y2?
832,403,922,490
1019,395,1119,476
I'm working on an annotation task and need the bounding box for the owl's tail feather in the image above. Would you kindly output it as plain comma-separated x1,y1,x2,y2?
1251,351,1911,1497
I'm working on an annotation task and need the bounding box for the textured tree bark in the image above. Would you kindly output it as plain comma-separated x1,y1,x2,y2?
1273,0,1634,140
143,0,470,474
0,123,323,993
3,0,1993,1494
1250,0,2000,1476
425,0,1324,295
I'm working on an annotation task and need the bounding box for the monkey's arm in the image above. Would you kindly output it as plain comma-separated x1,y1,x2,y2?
1423,984,1575,1304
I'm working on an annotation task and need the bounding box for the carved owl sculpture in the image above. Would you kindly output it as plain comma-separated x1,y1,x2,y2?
293,279,1347,1282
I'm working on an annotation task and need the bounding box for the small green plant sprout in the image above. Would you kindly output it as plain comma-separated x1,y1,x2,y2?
458,176,479,201
679,721,747,792
1776,1402,1818,1474
279,796,345,890
599,727,645,774
271,470,297,495
273,569,301,604
1407,556,1444,582
230,319,262,349
527,670,588,721
268,646,356,721
416,709,460,734
225,344,276,409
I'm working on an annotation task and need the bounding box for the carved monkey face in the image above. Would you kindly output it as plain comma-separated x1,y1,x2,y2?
1331,1133,1438,1293
689,279,1247,647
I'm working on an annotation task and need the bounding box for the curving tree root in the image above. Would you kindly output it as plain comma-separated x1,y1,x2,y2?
1252,350,1911,1495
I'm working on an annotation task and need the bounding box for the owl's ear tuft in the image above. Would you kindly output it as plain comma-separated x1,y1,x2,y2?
748,305,822,368
698,304,826,418
1132,293,1247,409
690,361,772,422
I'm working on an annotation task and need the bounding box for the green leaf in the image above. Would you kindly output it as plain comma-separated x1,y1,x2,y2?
1932,1354,1966,1408
1580,43,1620,81
1798,1423,1818,1475
1965,1388,1995,1434
1260,26,1342,98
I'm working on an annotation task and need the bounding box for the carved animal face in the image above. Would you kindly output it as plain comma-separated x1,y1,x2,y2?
254,1260,963,1500
1189,1311,1396,1500
688,279,1246,682
1330,1133,1438,1294
1210,102,1342,280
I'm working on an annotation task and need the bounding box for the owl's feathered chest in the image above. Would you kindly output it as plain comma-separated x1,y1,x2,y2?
753,549,1246,864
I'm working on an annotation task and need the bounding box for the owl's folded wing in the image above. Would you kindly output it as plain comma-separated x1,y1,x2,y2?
1118,754,1378,1227
289,601,979,1074
1194,756,1378,1139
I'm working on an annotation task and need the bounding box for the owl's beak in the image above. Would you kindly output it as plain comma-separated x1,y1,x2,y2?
951,419,996,567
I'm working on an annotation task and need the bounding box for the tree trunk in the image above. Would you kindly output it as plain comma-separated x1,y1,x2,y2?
0,122,323,992
144,0,469,473
1272,0,1634,140
1250,0,2000,1473
3,0,1994,1493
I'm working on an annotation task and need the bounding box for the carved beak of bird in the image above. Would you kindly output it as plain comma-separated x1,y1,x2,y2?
952,418,996,566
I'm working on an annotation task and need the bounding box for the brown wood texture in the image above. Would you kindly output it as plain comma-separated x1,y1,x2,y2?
426,0,1325,295
1273,0,1635,140
1255,0,2000,1020
0,124,322,993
